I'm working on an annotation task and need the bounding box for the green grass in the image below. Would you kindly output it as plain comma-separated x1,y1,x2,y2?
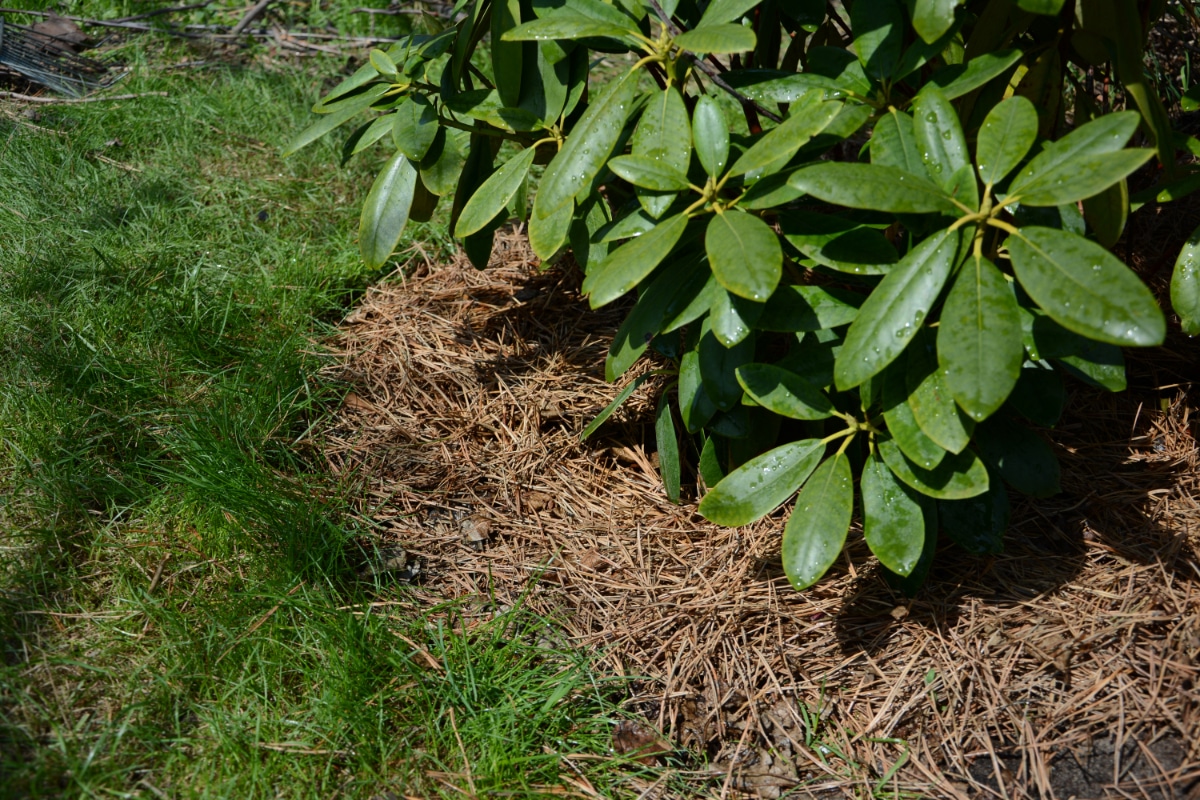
0,37,653,800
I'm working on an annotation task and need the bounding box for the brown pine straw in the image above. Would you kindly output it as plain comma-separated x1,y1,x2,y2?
319,231,1199,799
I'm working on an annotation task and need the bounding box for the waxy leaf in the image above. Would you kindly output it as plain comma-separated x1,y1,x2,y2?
1017,0,1065,15
878,436,989,500
1022,310,1128,391
492,0,524,106
285,83,390,155
912,0,963,44
699,320,755,410
680,350,718,432
925,49,1022,100
975,415,1061,497
1008,149,1154,207
359,152,417,270
728,94,841,178
392,95,440,161
780,211,898,275
757,285,861,332
341,115,396,164
912,86,969,195
698,435,725,489
835,227,962,389
782,453,853,590
505,13,634,40
583,213,689,308
699,439,825,526
698,0,761,26
675,24,757,54
789,164,961,215
710,290,762,347
939,472,1008,555
851,0,904,81
707,211,782,301
871,110,924,175
693,96,730,178
528,198,574,259
455,147,536,237
881,362,946,470
631,87,692,217
862,452,926,576
906,334,973,454
1008,227,1165,347
1006,111,1143,204
534,71,638,218
735,364,834,420
655,393,681,503
975,96,1037,186
1082,178,1129,249
1171,222,1200,335
608,155,692,191
938,255,1023,421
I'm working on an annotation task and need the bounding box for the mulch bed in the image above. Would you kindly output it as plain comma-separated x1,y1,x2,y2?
319,231,1199,799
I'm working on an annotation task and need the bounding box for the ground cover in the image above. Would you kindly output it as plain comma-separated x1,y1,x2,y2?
0,21,653,799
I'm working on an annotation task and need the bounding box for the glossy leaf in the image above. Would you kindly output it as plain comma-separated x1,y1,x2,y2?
925,49,1022,100
1009,149,1153,207
675,23,757,54
939,472,1008,555
938,255,1023,421
912,86,969,195
583,213,689,308
580,373,652,440
906,334,973,454
850,0,904,81
1022,310,1128,391
975,96,1037,186
693,96,730,178
341,115,395,164
698,0,760,26
912,0,963,44
881,362,946,470
877,436,989,500
698,439,825,526
728,94,841,178
779,212,898,275
418,129,465,196
699,320,755,411
975,415,1061,497
284,83,390,155
706,211,782,301
782,453,853,590
631,87,692,217
491,0,524,106
1082,179,1129,249
1006,360,1065,427
455,147,536,237
735,364,834,420
1008,227,1166,347
789,164,961,215
680,349,719,432
698,435,725,489
1017,0,1065,14
710,290,762,347
359,152,418,270
608,155,692,191
862,452,926,576
528,198,574,260
655,393,681,503
392,96,440,161
757,285,861,332
871,110,924,175
315,61,379,110
835,227,962,389
1006,111,1143,201
1171,222,1200,335
505,13,634,40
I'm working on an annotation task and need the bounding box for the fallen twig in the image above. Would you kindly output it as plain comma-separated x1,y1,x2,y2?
231,0,273,35
0,91,167,104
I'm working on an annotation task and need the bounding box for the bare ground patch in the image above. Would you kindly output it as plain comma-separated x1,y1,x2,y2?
320,233,1199,799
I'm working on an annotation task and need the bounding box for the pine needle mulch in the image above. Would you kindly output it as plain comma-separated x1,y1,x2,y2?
318,234,1199,799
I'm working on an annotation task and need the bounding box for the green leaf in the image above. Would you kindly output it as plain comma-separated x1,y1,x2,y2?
1009,149,1154,207
534,70,638,218
937,255,1023,421
693,96,730,178
780,211,898,275
631,87,692,217
975,96,1037,186
1006,360,1064,427
679,349,718,432
392,96,440,161
1082,178,1129,250
580,373,653,440
912,0,963,45
674,23,757,54
1017,0,1065,14
417,128,465,196
583,214,689,308
655,392,681,503
284,83,390,156
862,452,926,576
925,49,1021,100
1008,227,1165,347
834,227,962,389
939,472,1008,555
975,415,1061,497
1022,310,1127,391
877,436,989,500
727,94,841,178
359,152,418,270
871,110,924,175
528,198,574,260
850,0,905,81
505,13,634,40
1171,222,1200,335
698,0,760,26
736,364,834,420
782,453,853,590
912,86,969,195
606,251,710,380
1006,111,1144,202
789,164,961,215
710,290,762,347
455,148,536,237
608,155,692,191
341,115,395,164
757,285,861,332
699,319,755,410
881,362,946,470
906,333,974,453
699,439,825,526
698,435,725,489
739,170,806,210
369,48,399,77
315,61,379,110
492,0,524,106
706,211,782,302
664,273,723,332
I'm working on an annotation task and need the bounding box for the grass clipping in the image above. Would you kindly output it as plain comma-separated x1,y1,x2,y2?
321,232,1200,799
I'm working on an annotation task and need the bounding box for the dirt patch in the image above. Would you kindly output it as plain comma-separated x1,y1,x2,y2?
320,232,1200,798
